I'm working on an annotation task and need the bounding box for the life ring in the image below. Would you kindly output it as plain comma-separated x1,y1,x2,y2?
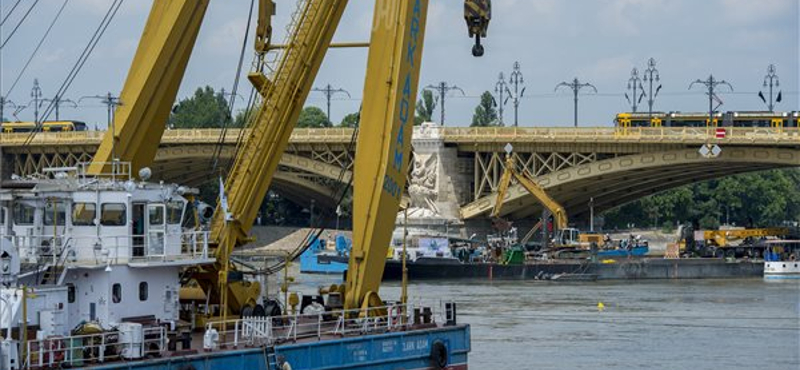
429,340,448,369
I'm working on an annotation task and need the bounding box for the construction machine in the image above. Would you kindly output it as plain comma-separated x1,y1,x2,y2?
493,145,603,256
87,0,491,323
701,227,790,258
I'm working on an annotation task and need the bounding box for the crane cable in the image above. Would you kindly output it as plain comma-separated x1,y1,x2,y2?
5,0,68,97
21,0,123,148
260,118,360,275
0,0,38,49
211,0,256,174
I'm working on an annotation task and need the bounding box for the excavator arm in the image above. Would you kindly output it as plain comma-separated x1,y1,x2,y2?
493,152,569,230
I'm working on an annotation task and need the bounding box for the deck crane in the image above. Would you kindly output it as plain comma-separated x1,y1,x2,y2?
85,0,491,320
493,145,601,250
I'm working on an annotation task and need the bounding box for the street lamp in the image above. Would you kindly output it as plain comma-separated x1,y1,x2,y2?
555,78,597,128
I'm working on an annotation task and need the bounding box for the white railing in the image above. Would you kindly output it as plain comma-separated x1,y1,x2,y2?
204,302,445,349
25,326,166,369
9,231,210,267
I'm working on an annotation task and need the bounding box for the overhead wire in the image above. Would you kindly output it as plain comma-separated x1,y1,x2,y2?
0,0,23,27
5,0,69,97
0,0,39,50
21,0,123,147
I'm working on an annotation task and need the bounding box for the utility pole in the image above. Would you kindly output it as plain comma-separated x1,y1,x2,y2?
312,84,350,124
42,96,77,121
425,81,464,126
642,58,661,119
507,62,526,127
689,75,733,126
80,93,122,159
30,79,43,123
626,68,644,113
494,73,510,126
759,64,781,112
555,78,597,128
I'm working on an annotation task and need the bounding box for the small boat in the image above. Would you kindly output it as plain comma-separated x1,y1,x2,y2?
764,241,800,280
299,234,350,274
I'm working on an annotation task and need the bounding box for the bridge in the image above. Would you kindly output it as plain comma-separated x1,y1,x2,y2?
1,126,798,224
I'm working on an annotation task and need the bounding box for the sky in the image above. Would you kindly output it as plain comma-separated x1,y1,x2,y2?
1,0,798,128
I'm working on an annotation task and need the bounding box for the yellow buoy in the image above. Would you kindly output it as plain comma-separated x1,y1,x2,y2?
597,302,605,311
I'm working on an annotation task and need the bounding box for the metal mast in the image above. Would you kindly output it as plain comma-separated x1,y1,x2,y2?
689,75,733,125
555,78,597,128
425,81,464,126
312,84,351,124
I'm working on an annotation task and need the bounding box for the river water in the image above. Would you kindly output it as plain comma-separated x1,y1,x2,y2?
291,273,799,370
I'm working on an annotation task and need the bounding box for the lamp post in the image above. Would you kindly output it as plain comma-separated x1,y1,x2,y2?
507,62,526,126
626,68,644,113
642,58,661,119
689,75,733,126
760,64,780,112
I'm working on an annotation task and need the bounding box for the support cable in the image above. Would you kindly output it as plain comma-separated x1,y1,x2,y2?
5,0,68,97
22,0,123,148
212,0,256,174
0,0,39,49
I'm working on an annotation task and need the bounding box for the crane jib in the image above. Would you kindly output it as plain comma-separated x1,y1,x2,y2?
385,0,422,201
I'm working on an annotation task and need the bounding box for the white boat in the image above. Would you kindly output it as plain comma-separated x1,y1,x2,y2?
763,241,800,280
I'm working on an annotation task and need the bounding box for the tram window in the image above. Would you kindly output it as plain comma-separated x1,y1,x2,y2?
112,283,122,303
44,202,67,226
101,203,127,226
13,203,35,225
72,203,96,226
139,282,148,301
167,201,184,225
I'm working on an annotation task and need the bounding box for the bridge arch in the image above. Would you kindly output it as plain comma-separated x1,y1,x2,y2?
461,147,800,221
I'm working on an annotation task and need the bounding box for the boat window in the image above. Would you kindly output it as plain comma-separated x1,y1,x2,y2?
149,204,164,225
139,282,148,301
101,203,127,226
72,203,96,226
44,201,67,226
13,203,35,225
67,284,76,303
112,283,122,303
166,201,184,225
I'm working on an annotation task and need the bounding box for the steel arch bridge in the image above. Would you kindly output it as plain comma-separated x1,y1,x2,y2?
1,126,798,218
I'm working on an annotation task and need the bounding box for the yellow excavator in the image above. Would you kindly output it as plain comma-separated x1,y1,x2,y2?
493,145,603,256
87,0,491,324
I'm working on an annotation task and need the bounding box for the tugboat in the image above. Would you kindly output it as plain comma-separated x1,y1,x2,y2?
0,164,470,370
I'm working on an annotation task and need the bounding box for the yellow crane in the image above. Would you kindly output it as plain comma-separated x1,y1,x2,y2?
87,0,491,320
492,145,602,250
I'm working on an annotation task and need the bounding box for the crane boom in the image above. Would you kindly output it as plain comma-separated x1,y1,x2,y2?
344,0,430,311
493,153,569,230
87,0,210,175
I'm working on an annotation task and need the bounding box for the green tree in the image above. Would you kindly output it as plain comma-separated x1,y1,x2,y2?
471,91,498,127
169,86,231,128
415,89,436,125
297,106,331,128
340,112,359,128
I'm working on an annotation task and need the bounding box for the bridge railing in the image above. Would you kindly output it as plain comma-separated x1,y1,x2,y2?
441,126,800,143
1,126,797,147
